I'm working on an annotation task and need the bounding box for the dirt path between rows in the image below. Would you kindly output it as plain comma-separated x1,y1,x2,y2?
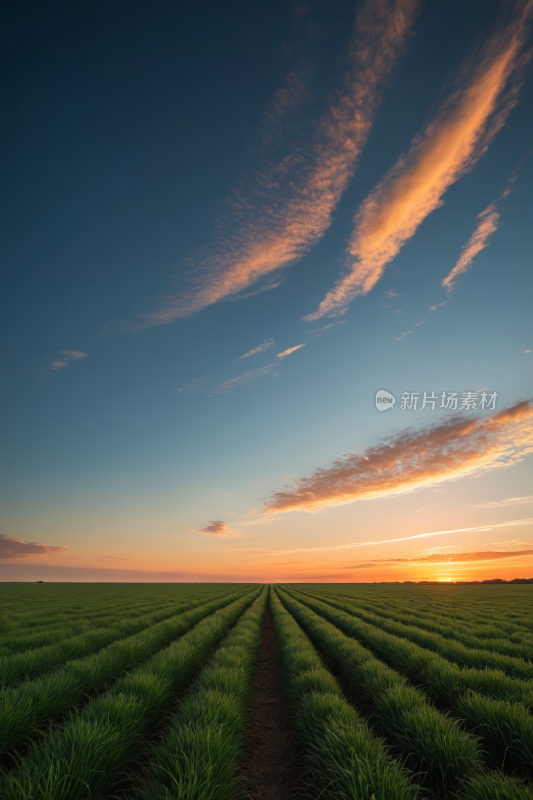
236,605,300,800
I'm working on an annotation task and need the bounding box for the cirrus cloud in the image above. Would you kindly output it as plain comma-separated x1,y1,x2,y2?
140,0,421,325
305,0,533,319
277,344,306,359
342,549,533,568
263,400,533,513
236,339,275,361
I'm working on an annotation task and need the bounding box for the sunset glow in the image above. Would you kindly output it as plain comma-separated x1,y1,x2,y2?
1,0,532,584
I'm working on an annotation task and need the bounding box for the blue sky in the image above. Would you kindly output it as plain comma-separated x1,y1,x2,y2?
1,0,532,581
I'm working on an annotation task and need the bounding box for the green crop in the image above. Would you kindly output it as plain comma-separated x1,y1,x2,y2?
271,589,419,800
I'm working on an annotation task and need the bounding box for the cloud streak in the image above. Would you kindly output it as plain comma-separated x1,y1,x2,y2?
263,400,533,513
263,517,533,556
192,520,240,537
307,321,346,337
236,339,275,361
442,203,501,292
0,534,68,560
277,344,306,359
49,350,87,372
442,154,531,292
141,0,421,325
305,0,533,319
343,548,533,567
475,495,533,509
210,364,277,395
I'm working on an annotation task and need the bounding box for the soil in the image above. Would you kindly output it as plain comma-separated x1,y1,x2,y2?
236,605,300,800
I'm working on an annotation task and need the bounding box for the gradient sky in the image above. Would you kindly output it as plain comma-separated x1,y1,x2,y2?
1,0,532,583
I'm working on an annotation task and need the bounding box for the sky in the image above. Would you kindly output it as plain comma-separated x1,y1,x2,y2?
1,0,532,583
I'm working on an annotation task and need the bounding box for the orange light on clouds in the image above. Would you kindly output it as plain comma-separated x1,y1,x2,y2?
305,0,533,318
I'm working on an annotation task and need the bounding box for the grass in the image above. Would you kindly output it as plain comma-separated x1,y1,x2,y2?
137,587,268,800
295,587,533,681
0,589,261,800
297,584,533,638
307,588,533,661
1,583,532,798
0,587,254,756
277,587,481,798
286,587,533,776
270,590,420,800
0,590,230,686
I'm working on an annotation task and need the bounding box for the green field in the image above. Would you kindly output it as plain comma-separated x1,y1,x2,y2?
0,583,532,799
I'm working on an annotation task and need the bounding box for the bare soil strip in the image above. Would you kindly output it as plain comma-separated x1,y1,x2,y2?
237,606,300,800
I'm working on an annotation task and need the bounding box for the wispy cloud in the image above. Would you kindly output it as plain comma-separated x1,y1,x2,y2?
236,339,275,361
385,290,402,299
430,302,447,311
0,534,68,560
210,364,277,394
277,344,306,359
263,518,533,556
342,548,533,568
263,400,533,513
192,520,240,537
442,203,501,292
394,330,412,342
307,321,346,337
475,495,533,509
239,516,281,527
140,0,421,325
304,1,533,319
190,343,304,396
49,350,87,372
442,154,531,292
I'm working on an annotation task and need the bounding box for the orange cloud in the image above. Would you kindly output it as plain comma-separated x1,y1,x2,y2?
343,549,533,568
141,0,421,324
0,534,67,560
192,520,240,538
305,0,533,319
442,203,500,292
277,344,305,359
263,400,533,513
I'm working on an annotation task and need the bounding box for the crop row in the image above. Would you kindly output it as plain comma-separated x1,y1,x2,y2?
277,588,533,800
0,586,229,636
271,589,419,800
139,587,268,800
285,587,533,776
295,587,533,692
333,590,533,678
0,588,232,686
0,583,229,620
0,597,196,658
342,592,533,659
306,586,533,631
348,590,533,635
309,586,533,644
0,587,254,756
0,588,261,800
